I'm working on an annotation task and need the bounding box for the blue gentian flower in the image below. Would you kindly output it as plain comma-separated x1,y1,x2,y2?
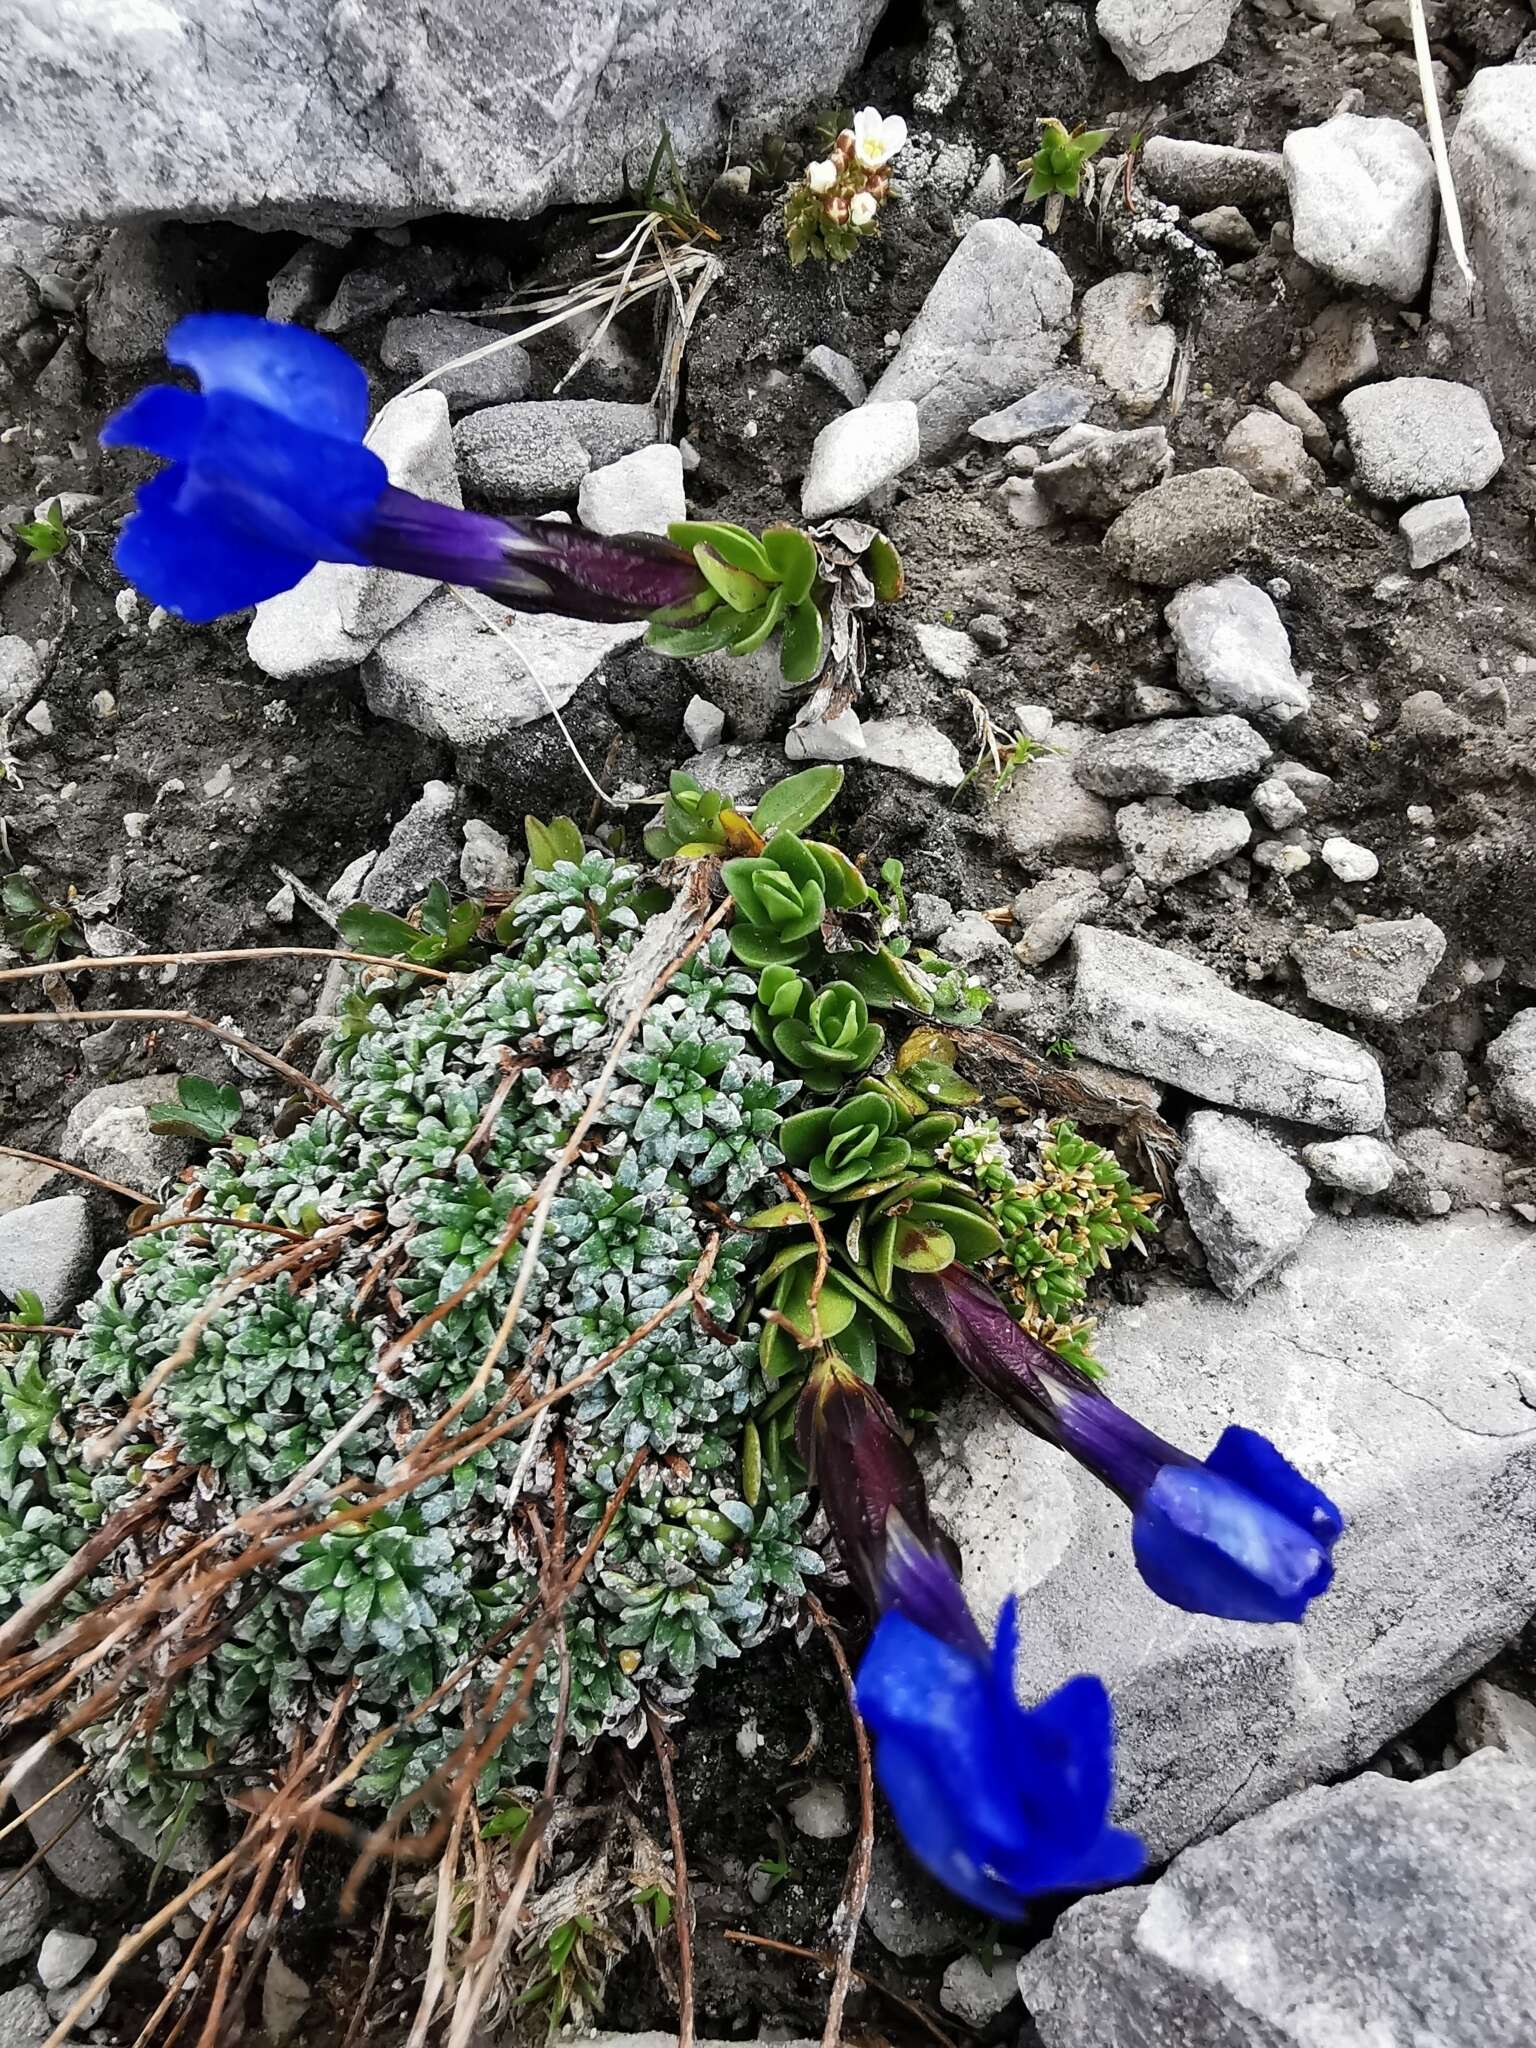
907,1264,1344,1626
795,1355,1144,1917
100,313,706,625
857,1525,1145,1916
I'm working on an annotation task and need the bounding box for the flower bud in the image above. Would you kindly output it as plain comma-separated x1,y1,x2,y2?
825,192,851,227
849,191,877,228
835,128,856,158
806,159,838,195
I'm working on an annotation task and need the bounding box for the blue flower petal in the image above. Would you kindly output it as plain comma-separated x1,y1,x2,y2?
99,385,205,464
167,313,370,440
184,391,387,563
1133,1462,1335,1624
114,467,317,621
1205,1425,1344,1542
858,1605,1145,1915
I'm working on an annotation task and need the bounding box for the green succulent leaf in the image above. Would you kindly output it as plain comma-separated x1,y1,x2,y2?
749,766,843,842
779,599,826,684
866,533,905,604
694,545,773,614
667,521,777,581
760,526,819,607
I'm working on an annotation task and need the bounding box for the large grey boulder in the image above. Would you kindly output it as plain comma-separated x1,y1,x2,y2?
0,1,887,228
1283,114,1436,303
1431,65,1536,431
1070,925,1386,1131
925,1212,1536,1860
1019,1752,1536,2047
869,220,1074,455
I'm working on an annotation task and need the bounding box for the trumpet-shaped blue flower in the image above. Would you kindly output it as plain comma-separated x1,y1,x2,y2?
908,1263,1343,1626
100,314,706,625
795,1356,1143,1917
856,1526,1145,1917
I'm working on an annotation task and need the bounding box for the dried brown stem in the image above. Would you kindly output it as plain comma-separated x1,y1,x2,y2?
779,1168,830,1344
647,1704,695,2048
723,1932,963,2048
0,945,453,989
806,1593,875,2048
0,1140,152,1206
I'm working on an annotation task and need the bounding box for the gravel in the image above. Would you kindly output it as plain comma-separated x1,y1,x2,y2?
1139,138,1286,209
968,374,1095,445
1011,868,1108,965
859,716,965,789
577,443,687,536
989,723,1117,861
1282,300,1379,405
1033,423,1172,520
1486,1009,1536,1140
1220,410,1318,503
1303,1133,1399,1195
1400,494,1472,569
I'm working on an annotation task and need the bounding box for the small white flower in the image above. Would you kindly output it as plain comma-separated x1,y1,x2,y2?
849,190,878,227
806,159,838,194
852,107,908,170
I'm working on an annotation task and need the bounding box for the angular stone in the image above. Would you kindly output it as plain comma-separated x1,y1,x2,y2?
84,224,196,366
869,221,1074,455
968,375,1095,445
1166,575,1308,723
1486,1009,1536,1141
1116,798,1250,886
1394,1128,1508,1214
61,1076,193,1194
1320,835,1379,883
1303,1133,1398,1195
1265,380,1332,463
1075,715,1271,797
360,780,460,913
1400,493,1471,569
1283,301,1378,406
802,344,867,408
783,707,866,763
1340,378,1504,501
8,1741,128,1900
0,636,44,717
1190,204,1259,255
577,443,687,537
912,622,977,682
1291,915,1448,1023
1076,273,1175,417
0,1865,45,1968
1220,410,1318,503
681,695,727,753
941,1951,1020,2027
1012,869,1108,966
926,1212,1536,1859
0,1985,49,2048
1070,925,1386,1130
1430,65,1536,431
1456,1680,1536,1767
454,401,658,502
365,587,641,758
1139,138,1287,210
990,723,1116,862
799,400,920,519
36,1927,95,1992
0,1195,94,1320
1096,0,1239,80
1176,1110,1314,1296
1103,469,1257,587
1034,424,1172,521
0,4,887,228
859,716,965,790
1284,114,1437,302
379,311,531,413
1019,1752,1536,2047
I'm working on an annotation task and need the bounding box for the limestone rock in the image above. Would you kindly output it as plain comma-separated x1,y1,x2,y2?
1139,139,1286,210
1283,301,1378,405
799,400,920,519
0,1196,94,1320
1070,925,1386,1130
1486,1009,1536,1141
926,1213,1536,1858
1400,494,1471,569
1303,1133,1398,1195
577,443,687,537
1166,575,1308,723
869,220,1074,455
379,311,531,413
1284,114,1437,302
1076,273,1175,417
1290,914,1448,1023
1020,1753,1536,2048
1176,1110,1315,1296
1096,0,1239,80
1033,424,1173,521
1220,410,1319,503
1116,798,1250,887
1074,715,1271,798
989,723,1116,862
61,1076,193,1194
455,400,658,502
0,2,889,229
1103,469,1257,587
859,717,965,790
1340,378,1504,501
